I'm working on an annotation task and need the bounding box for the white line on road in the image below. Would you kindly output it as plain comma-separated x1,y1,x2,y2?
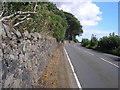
64,48,82,89
100,58,119,68
104,53,119,58
84,51,94,56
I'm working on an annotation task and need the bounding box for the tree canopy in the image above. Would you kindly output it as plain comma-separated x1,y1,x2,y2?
1,2,83,42
64,12,83,40
81,32,120,56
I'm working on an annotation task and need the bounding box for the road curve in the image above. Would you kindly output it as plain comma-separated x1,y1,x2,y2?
64,43,119,88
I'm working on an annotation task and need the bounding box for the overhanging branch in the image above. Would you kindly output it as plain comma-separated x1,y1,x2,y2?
13,18,32,27
0,11,36,22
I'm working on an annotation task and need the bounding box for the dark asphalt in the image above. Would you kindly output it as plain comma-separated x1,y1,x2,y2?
65,43,119,88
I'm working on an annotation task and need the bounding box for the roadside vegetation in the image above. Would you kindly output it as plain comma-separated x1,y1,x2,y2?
1,2,83,42
81,32,120,56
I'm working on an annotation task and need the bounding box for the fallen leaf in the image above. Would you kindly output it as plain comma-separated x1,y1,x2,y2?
43,74,48,77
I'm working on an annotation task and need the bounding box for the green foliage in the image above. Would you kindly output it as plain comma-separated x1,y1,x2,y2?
2,2,83,42
73,38,79,43
114,46,120,56
90,34,98,48
3,2,35,16
81,32,120,56
98,32,120,49
50,14,68,42
81,39,90,47
63,12,83,40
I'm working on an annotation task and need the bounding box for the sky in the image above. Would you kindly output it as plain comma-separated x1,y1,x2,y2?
51,0,118,41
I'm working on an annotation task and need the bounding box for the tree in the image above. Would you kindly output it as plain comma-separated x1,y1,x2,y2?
63,12,83,40
90,34,98,48
81,32,120,56
98,32,120,49
50,14,68,42
0,2,36,29
81,38,90,47
0,2,82,42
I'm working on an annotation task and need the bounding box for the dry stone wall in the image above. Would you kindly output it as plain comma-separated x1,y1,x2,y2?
0,22,57,88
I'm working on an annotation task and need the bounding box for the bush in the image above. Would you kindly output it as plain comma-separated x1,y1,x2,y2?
73,38,79,43
81,32,120,56
81,39,90,47
90,34,98,48
113,46,120,56
98,33,120,49
85,44,90,48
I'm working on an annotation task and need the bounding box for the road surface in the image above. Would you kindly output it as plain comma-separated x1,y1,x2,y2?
64,43,119,88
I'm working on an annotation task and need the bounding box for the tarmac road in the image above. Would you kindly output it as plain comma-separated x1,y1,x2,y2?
64,43,119,88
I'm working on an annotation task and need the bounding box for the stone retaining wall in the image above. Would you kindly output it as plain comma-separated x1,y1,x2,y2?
0,22,57,88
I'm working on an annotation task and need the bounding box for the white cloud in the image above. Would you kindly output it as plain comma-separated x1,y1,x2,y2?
59,4,71,12
76,29,112,41
84,29,111,35
53,0,102,27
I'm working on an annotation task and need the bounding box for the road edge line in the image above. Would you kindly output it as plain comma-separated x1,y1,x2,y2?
100,58,119,68
64,47,82,89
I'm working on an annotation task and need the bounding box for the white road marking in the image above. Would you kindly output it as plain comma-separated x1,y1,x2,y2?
84,51,94,56
104,53,119,58
64,48,82,89
100,58,119,68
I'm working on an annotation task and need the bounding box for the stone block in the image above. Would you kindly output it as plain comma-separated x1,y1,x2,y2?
0,22,6,37
34,32,41,40
22,69,30,81
0,49,3,62
12,29,22,38
2,24,12,38
13,79,21,88
9,54,14,60
4,74,14,88
23,30,29,37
